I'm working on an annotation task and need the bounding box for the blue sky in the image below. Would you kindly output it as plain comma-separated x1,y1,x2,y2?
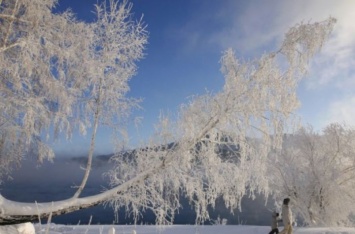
52,0,355,156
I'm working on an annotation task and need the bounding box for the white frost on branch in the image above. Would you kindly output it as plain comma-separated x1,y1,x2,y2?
0,0,91,176
0,0,336,225
0,0,147,182
106,18,336,224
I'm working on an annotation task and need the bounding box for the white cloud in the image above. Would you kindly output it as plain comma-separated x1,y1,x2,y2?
304,1,355,90
207,0,355,129
174,0,355,130
209,0,287,56
321,96,355,127
209,1,355,85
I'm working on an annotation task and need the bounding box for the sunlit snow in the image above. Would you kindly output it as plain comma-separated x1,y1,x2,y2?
2,223,355,234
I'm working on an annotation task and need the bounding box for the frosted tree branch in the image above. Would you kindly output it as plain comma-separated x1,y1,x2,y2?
0,0,335,226
104,17,336,224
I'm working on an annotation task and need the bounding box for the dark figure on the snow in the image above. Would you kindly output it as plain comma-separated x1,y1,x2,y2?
269,211,280,234
280,198,293,234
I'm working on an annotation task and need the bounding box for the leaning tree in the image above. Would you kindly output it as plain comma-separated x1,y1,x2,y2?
0,0,336,226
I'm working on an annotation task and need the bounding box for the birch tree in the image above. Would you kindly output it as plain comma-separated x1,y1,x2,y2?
0,0,90,178
0,0,335,226
268,123,355,226
0,0,147,224
104,18,336,224
0,0,146,180
72,0,147,199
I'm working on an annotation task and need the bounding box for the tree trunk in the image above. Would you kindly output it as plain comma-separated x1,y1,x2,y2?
73,76,103,199
0,153,167,225
0,198,101,225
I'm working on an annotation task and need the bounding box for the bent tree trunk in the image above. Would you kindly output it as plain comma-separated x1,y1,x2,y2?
0,196,102,225
0,157,167,225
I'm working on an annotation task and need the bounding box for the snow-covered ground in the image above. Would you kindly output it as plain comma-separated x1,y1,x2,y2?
2,223,355,234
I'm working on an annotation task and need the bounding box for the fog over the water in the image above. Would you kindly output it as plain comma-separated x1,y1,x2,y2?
1,156,272,225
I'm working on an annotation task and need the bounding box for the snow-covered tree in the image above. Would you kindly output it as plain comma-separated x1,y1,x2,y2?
104,18,336,224
268,123,355,226
0,0,147,224
0,0,335,226
0,0,90,178
0,0,146,180
0,0,145,172
71,0,147,199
